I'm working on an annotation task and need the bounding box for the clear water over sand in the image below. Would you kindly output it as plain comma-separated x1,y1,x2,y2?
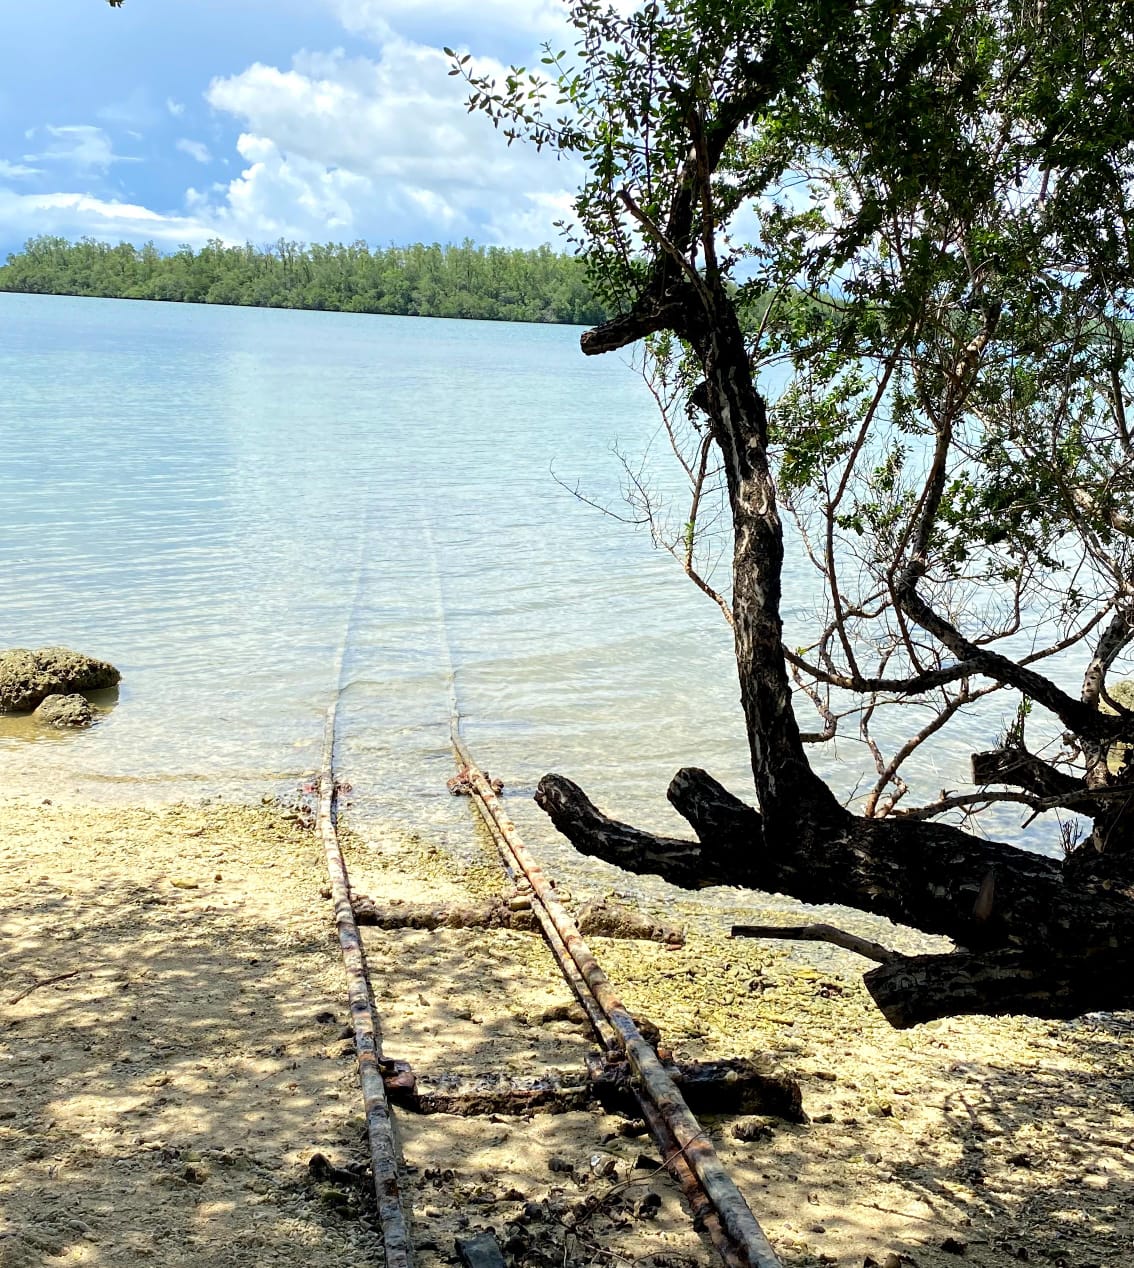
0,292,1039,877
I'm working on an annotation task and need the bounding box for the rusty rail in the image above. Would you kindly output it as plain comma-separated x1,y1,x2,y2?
319,706,413,1268
451,735,783,1268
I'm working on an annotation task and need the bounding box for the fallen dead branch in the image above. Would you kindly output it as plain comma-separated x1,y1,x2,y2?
731,923,899,964
7,967,100,1007
379,1054,802,1120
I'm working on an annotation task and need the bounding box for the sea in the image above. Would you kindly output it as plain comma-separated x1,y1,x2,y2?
0,292,1057,902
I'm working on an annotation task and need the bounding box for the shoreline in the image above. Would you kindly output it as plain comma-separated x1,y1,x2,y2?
2,793,1132,1267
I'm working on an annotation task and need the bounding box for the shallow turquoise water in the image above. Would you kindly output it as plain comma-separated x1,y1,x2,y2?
0,295,759,860
0,292,1041,879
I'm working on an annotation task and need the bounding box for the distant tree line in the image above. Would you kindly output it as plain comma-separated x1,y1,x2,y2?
0,235,611,325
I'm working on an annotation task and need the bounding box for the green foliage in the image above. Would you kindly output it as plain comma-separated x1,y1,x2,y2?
1001,696,1033,750
459,0,1134,820
754,0,1134,595
471,0,1132,613
0,236,610,327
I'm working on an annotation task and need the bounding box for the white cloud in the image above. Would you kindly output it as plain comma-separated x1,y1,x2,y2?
0,189,218,247
27,125,137,173
176,138,212,164
486,189,575,248
327,1,394,45
0,25,583,252
216,131,369,237
200,40,580,246
0,159,40,179
329,0,569,43
98,88,161,128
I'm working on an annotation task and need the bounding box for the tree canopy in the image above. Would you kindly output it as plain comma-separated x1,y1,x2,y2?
464,0,1134,1026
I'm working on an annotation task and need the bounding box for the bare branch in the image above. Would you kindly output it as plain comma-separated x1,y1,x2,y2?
730,923,899,964
781,601,1107,695
790,660,837,743
865,689,971,817
549,463,650,526
891,781,1134,822
1081,605,1134,709
896,577,1129,743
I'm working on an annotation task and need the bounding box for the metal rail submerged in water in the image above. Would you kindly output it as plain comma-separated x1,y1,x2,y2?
315,508,783,1268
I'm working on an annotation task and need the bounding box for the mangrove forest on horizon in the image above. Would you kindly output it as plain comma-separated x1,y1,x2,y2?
0,235,611,326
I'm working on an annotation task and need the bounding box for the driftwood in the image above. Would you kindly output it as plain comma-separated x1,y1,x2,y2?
577,897,685,946
380,1060,591,1115
351,894,684,946
380,1055,803,1121
352,896,539,934
731,923,899,964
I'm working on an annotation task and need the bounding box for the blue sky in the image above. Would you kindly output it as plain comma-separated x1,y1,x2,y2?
0,0,582,257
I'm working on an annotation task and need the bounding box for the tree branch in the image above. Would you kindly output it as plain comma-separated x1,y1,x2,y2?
731,922,898,964
534,772,756,890
864,944,1134,1028
1081,605,1134,710
971,747,1086,801
896,576,1129,743
536,767,1134,953
781,600,1106,696
581,294,691,356
535,770,1134,1027
617,186,712,305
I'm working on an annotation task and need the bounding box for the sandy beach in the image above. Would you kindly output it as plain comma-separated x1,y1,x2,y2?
2,793,1133,1268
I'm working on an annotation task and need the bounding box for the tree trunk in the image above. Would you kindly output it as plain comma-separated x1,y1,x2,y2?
862,943,1134,1028
567,140,1134,1030
689,293,846,842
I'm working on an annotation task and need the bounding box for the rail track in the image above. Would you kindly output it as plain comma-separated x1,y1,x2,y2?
316,694,793,1268
308,509,795,1266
